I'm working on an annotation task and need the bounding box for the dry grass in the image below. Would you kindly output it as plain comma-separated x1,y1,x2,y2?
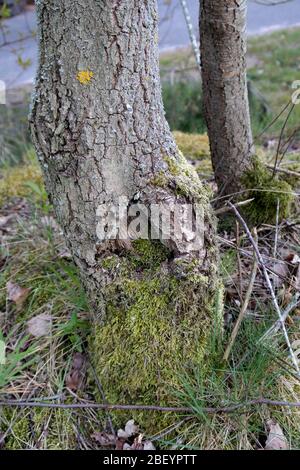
1,145,300,449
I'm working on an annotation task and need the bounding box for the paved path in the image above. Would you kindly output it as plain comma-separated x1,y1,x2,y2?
158,0,300,50
0,1,299,97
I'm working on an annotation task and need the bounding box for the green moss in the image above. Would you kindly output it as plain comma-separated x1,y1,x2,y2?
164,156,181,176
161,152,212,200
2,408,77,450
241,157,294,225
32,408,77,450
90,234,222,432
129,239,171,269
101,255,120,270
173,131,211,161
2,413,30,450
89,155,222,435
151,171,168,188
275,155,300,189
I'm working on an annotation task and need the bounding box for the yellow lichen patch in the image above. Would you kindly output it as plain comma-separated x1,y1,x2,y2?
77,70,94,85
173,131,210,161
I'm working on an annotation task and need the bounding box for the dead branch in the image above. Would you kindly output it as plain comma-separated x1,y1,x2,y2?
1,397,300,415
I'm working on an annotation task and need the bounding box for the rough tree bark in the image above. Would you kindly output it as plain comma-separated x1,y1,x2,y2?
200,0,253,197
30,0,222,429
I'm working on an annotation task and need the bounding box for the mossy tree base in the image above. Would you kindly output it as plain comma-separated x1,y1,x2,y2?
89,235,223,432
241,157,294,225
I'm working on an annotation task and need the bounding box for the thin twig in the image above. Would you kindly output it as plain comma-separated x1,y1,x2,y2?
214,198,254,216
228,202,300,375
223,229,258,361
218,100,292,198
218,236,299,291
273,199,280,258
179,0,201,71
236,221,243,300
277,125,300,167
2,398,300,414
260,293,300,340
86,350,115,436
266,164,300,179
272,103,296,178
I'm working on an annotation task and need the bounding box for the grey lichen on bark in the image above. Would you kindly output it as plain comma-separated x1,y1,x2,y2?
30,0,223,428
200,0,254,197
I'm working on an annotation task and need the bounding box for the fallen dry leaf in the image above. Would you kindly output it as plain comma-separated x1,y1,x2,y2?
27,313,52,338
93,419,155,450
115,437,126,450
131,434,144,450
65,370,81,390
265,419,289,450
125,419,139,437
117,419,139,440
91,432,116,447
271,262,289,289
65,353,86,391
290,254,300,265
123,443,132,450
143,440,156,450
117,428,129,439
6,281,30,310
71,352,85,370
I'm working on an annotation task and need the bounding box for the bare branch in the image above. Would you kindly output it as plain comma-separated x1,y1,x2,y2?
179,0,201,71
2,397,300,415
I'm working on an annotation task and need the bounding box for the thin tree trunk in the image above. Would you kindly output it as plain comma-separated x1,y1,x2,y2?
200,0,253,197
30,0,222,429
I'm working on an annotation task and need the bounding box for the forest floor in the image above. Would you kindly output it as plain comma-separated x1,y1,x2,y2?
0,27,300,450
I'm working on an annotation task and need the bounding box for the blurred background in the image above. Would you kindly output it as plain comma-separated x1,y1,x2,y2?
0,0,300,168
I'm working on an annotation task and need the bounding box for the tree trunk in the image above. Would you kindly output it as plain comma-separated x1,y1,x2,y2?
200,0,253,197
30,0,222,429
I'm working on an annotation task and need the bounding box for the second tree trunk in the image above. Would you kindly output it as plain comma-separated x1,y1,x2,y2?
200,0,253,197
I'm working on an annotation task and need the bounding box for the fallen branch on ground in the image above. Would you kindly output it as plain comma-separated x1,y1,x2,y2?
1,398,300,415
